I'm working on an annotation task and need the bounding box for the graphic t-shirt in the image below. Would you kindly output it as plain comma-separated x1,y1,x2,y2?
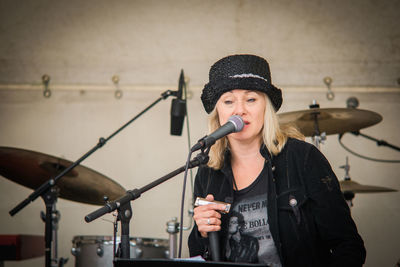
224,164,282,267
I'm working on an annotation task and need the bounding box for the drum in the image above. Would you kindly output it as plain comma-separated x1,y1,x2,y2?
71,235,169,267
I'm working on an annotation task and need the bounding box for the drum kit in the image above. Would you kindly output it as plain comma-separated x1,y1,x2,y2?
0,147,173,267
0,100,398,266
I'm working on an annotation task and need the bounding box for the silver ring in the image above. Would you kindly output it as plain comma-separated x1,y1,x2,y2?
207,218,211,225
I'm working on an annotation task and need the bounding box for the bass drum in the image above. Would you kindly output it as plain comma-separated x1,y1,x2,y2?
71,235,169,267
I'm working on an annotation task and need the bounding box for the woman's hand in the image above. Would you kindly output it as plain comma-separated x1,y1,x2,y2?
193,194,227,238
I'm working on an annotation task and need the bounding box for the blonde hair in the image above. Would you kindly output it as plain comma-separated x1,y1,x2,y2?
207,94,304,170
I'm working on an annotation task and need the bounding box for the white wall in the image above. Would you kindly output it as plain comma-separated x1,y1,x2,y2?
1,0,399,87
0,0,399,266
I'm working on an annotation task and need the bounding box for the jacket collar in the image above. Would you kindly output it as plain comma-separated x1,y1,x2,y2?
220,148,233,178
260,143,273,161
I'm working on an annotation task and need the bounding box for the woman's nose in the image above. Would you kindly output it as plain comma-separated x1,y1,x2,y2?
234,100,246,115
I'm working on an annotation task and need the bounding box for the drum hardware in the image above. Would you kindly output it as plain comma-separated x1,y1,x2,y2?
310,101,325,149
166,217,179,259
277,103,382,148
297,100,327,149
339,157,398,207
340,97,400,159
165,211,194,259
338,133,400,163
348,131,400,152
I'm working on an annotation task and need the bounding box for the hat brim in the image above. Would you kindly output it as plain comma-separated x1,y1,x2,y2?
201,77,282,114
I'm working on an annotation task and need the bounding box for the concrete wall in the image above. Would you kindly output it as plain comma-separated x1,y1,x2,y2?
0,1,399,266
1,0,399,87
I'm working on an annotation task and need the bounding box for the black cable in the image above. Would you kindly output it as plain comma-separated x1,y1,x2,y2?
338,134,400,163
183,81,195,200
178,149,193,258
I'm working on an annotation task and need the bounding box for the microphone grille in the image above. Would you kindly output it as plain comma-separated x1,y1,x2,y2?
228,115,245,132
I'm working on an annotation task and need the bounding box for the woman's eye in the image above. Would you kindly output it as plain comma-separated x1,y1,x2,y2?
224,100,233,105
247,98,256,103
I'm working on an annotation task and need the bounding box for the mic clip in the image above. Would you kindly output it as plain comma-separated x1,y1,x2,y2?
188,142,211,167
191,135,216,152
193,146,211,165
170,90,179,97
161,90,176,99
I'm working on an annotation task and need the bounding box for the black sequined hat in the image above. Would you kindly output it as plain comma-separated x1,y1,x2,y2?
201,54,283,113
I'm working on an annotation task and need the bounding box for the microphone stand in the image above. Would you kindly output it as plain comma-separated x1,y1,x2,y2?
9,89,177,267
351,131,400,152
84,150,210,258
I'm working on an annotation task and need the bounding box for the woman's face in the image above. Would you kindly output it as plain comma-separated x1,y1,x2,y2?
216,89,266,144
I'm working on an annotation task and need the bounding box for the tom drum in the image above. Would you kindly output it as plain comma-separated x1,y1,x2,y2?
71,235,169,267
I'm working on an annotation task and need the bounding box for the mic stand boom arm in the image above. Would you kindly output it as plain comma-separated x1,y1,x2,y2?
351,131,400,152
85,152,209,222
84,151,210,259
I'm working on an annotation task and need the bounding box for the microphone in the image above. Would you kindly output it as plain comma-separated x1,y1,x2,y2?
191,115,244,152
209,231,221,261
170,70,186,136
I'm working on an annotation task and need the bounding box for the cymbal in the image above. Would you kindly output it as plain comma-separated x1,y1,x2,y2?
340,179,397,193
278,108,382,137
0,147,126,205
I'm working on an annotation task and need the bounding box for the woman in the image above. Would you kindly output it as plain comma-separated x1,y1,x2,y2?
188,54,366,266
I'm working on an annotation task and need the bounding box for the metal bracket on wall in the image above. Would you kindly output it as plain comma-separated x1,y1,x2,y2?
323,76,334,101
42,74,51,98
112,75,123,99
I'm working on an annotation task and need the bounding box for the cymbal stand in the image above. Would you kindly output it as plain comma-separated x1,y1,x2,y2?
339,156,351,182
166,218,179,259
339,156,355,208
343,191,355,209
166,209,194,259
309,102,326,149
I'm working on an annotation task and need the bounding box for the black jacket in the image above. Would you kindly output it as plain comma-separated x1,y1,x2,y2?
188,138,366,267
